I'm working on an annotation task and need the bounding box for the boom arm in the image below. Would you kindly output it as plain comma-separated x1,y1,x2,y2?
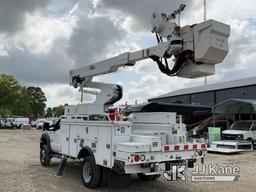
69,5,230,108
70,43,171,88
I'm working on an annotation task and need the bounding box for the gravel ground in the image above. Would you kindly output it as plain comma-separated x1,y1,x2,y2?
0,129,256,192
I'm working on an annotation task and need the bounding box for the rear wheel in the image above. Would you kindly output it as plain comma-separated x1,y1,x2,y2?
81,156,101,188
137,173,160,181
40,143,51,166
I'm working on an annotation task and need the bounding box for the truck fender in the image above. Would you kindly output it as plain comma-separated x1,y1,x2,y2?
40,133,51,150
77,146,95,161
246,137,253,142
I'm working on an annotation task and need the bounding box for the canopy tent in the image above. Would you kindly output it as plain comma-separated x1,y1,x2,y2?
125,102,211,115
213,99,256,114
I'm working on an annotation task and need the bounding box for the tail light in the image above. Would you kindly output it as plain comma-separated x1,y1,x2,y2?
193,144,197,149
134,155,140,162
198,150,203,156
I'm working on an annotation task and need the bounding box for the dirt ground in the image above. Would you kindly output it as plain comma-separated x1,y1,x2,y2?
0,129,256,192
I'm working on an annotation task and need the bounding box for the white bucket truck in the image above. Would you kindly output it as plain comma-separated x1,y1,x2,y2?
40,4,230,188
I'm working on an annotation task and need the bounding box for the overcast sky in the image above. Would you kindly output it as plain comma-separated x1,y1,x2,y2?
0,0,256,107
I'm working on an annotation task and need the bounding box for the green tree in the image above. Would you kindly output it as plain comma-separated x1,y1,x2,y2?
13,86,32,117
45,107,53,117
0,74,21,117
52,105,64,117
26,87,47,118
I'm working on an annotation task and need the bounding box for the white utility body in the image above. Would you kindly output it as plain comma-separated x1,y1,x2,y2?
40,4,230,188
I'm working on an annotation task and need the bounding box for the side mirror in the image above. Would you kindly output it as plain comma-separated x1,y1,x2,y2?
43,122,50,131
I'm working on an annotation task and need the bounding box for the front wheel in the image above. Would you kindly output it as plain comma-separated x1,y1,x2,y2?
246,138,255,150
137,173,160,181
40,144,51,166
81,156,101,188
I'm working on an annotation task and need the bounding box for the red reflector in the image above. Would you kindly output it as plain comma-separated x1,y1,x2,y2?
174,145,179,150
184,145,189,150
134,155,140,162
198,150,203,156
201,143,206,149
193,144,197,149
164,146,170,151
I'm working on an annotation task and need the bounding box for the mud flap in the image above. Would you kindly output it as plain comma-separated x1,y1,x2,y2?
107,171,130,188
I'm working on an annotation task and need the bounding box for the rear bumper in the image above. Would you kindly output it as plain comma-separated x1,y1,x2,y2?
208,140,253,153
115,148,206,174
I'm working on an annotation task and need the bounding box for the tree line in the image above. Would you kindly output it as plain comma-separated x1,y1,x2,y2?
0,74,69,119
45,104,68,118
0,74,47,118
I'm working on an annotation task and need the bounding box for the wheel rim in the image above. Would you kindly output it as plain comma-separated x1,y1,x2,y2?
83,162,92,183
41,146,46,163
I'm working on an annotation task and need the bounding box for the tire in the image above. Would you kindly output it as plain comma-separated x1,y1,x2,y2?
247,138,255,150
137,173,160,181
251,140,255,150
40,143,51,166
99,166,110,187
81,156,101,188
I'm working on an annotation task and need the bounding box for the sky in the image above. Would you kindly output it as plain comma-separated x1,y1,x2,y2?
0,0,256,107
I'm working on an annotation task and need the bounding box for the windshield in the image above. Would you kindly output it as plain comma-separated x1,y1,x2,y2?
229,122,252,131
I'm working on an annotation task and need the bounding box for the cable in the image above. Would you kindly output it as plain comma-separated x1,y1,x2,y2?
155,32,160,43
150,50,194,76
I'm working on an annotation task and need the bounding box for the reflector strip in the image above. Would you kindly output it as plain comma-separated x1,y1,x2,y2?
184,145,189,150
201,143,206,149
174,145,179,150
164,145,170,151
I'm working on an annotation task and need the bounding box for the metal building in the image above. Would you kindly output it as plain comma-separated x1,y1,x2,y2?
149,76,256,106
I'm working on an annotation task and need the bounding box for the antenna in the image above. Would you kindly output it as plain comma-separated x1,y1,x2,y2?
170,4,186,25
204,0,206,21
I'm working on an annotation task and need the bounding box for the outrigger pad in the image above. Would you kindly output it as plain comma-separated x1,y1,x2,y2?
55,158,67,177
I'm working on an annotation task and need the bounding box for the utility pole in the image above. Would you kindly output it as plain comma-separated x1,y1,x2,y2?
204,0,207,85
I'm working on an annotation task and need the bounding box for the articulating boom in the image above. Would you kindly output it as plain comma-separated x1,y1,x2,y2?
69,5,230,110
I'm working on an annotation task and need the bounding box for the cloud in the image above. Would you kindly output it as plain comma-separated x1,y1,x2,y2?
0,42,74,84
0,0,50,34
67,9,127,66
97,0,196,32
211,19,256,82
0,0,129,84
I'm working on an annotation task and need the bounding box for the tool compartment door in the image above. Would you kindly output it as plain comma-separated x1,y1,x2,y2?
69,125,78,157
60,123,70,155
95,125,112,167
